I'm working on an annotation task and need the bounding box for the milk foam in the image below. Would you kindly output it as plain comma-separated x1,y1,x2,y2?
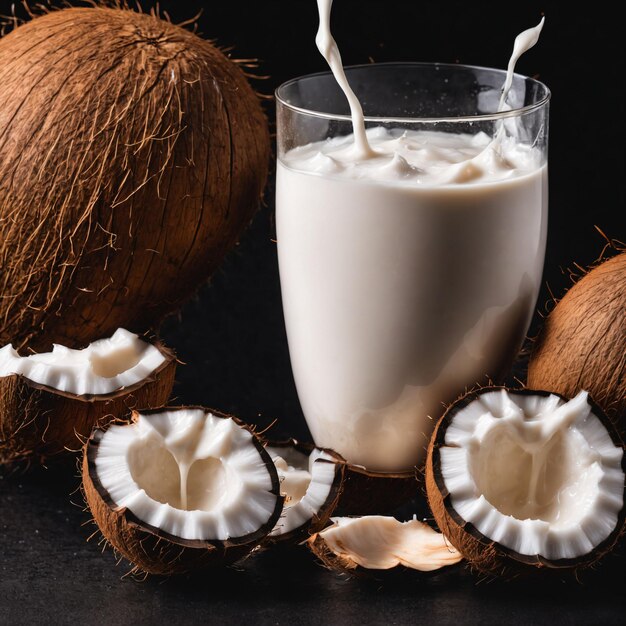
282,128,542,186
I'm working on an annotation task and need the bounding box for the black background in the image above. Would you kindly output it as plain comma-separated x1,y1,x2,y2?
0,1,625,624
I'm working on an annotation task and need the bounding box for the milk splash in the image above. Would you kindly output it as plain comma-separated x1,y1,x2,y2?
498,17,545,112
314,1,545,165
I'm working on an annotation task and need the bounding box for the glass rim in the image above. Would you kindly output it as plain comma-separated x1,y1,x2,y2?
275,61,551,123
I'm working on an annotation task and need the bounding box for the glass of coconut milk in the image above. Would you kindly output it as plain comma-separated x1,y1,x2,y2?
276,62,549,471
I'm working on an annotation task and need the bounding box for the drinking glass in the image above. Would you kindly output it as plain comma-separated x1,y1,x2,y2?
276,63,550,471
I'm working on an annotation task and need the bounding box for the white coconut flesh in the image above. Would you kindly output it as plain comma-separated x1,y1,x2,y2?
0,328,166,395
266,445,338,536
318,516,462,570
94,409,279,541
440,390,624,560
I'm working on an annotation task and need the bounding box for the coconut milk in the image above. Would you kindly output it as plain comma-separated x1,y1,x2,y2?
276,3,547,471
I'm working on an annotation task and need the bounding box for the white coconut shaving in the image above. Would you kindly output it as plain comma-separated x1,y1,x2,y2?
316,516,462,570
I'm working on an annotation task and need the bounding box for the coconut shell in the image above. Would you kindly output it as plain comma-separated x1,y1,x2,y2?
528,253,626,425
0,7,270,351
307,530,367,577
264,439,345,545
334,464,418,515
426,387,626,578
0,341,176,465
83,408,283,575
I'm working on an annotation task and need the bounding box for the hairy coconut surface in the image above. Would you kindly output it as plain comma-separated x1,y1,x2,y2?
426,388,626,578
0,7,270,351
83,408,283,575
528,253,626,424
0,340,176,464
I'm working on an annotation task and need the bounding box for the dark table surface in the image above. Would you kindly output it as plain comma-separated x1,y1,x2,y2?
1,462,625,626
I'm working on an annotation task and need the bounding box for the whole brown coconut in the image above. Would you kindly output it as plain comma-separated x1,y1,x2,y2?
0,7,270,351
528,252,626,424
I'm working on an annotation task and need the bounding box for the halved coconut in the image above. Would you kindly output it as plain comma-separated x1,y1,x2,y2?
308,516,462,574
83,407,283,575
265,440,344,543
426,388,626,576
0,328,175,464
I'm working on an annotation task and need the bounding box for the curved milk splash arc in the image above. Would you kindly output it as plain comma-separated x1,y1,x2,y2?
314,1,544,168
498,17,545,112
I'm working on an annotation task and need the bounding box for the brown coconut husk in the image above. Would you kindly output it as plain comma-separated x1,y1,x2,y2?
82,408,284,575
0,6,270,351
426,387,626,578
528,252,626,426
0,339,176,465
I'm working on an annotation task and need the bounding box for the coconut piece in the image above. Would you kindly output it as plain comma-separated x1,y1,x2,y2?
335,465,418,515
426,388,626,576
309,516,462,573
265,440,344,543
528,252,626,423
0,329,175,464
83,407,283,575
0,7,270,352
